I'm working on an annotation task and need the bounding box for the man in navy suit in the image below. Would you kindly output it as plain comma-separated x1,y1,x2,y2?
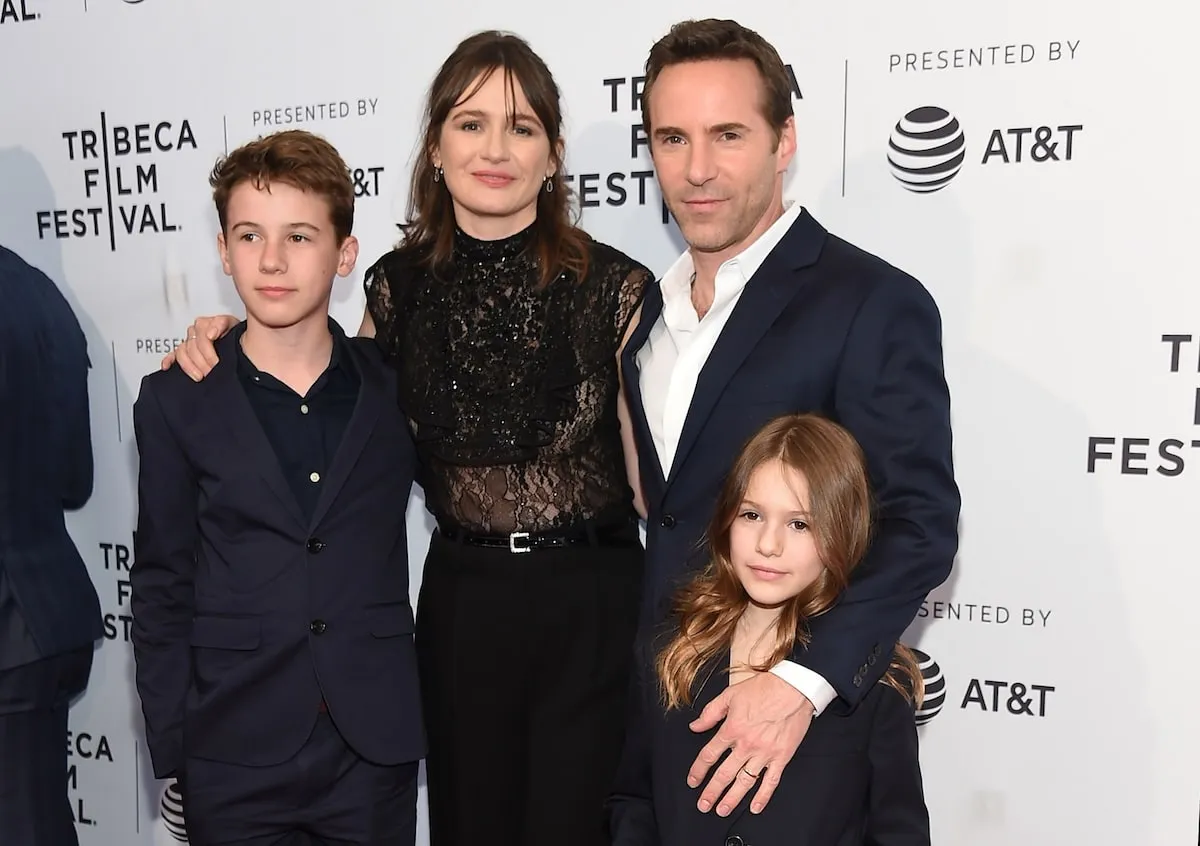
622,19,960,819
0,245,103,846
131,131,424,846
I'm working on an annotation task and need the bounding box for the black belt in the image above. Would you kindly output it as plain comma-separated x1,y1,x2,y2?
436,517,638,554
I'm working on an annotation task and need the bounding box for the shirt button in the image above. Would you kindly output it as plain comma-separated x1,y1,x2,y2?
300,404,309,414
309,619,327,635
309,472,320,483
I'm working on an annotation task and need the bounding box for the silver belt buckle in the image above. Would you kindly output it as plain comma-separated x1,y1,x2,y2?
508,531,531,554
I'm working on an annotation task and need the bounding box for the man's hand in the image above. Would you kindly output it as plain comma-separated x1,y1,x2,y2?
688,672,815,816
160,314,240,381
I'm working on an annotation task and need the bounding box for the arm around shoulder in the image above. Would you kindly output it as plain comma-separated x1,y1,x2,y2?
798,275,960,704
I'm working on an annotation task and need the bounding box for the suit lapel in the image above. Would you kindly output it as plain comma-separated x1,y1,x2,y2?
666,211,827,489
623,281,668,500
206,334,308,531
307,340,383,528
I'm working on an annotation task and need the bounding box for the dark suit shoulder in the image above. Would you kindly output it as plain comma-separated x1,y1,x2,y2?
346,334,387,368
134,361,235,441
137,363,203,406
821,233,937,307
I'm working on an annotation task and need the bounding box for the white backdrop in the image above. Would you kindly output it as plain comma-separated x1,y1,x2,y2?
1,1,1196,844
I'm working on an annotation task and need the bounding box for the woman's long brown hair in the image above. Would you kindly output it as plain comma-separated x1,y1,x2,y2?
656,413,924,709
397,30,589,287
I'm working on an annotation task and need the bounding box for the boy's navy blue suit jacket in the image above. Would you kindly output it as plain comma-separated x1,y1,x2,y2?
130,328,423,779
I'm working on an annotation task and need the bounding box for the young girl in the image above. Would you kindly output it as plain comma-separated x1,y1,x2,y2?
608,413,931,845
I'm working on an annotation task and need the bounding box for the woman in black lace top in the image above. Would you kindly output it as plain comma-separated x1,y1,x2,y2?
360,32,651,846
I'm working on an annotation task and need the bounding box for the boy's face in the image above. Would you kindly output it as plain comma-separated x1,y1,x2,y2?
217,180,357,331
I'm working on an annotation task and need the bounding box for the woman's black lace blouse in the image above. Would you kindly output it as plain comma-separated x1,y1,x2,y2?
364,225,650,534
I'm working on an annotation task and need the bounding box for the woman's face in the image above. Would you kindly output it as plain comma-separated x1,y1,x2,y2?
432,69,555,240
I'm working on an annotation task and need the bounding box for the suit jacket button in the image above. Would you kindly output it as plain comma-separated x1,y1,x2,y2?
872,644,881,657
306,538,325,554
726,836,745,846
310,619,327,635
660,514,676,529
868,654,877,666
853,674,863,687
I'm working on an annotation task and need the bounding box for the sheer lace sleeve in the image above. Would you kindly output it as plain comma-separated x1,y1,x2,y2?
615,264,651,342
363,258,396,351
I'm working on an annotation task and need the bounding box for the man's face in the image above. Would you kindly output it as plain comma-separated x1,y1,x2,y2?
648,58,795,262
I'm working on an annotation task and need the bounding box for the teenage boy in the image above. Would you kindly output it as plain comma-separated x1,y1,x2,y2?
131,130,424,846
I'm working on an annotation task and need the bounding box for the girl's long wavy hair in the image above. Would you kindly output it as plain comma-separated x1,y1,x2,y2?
396,30,589,287
656,413,924,709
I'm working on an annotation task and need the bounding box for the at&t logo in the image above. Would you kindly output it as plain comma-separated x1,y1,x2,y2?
887,106,966,193
912,648,945,726
961,678,1055,716
888,105,1084,192
157,780,188,844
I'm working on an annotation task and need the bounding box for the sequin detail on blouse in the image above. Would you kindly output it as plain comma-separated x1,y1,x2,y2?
365,226,649,533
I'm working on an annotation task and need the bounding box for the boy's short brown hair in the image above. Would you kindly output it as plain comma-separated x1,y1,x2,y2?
209,130,355,241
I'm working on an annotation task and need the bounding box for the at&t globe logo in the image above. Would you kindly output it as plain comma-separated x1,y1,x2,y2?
887,106,966,193
155,780,187,844
912,648,946,725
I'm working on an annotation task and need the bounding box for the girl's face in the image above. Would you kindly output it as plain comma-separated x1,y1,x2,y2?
728,460,825,609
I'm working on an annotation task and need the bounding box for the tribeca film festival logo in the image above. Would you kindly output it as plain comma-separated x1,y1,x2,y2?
35,115,198,251
584,68,803,222
0,0,37,23
1087,334,1200,476
887,106,1082,193
98,536,135,644
67,725,115,829
889,39,1081,74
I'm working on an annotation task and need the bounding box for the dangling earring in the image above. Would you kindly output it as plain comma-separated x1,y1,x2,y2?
433,166,443,183
544,176,554,193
